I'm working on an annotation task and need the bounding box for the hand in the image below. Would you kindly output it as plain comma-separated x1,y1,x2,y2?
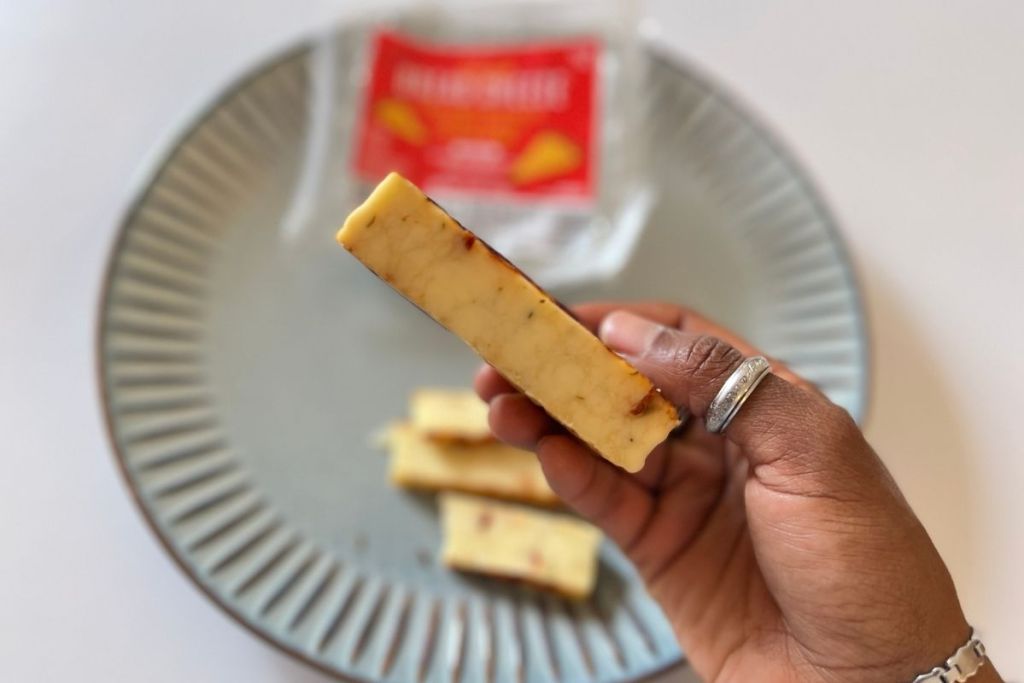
475,301,1000,683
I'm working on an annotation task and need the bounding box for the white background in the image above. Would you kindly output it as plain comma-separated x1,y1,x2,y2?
1,1,1021,681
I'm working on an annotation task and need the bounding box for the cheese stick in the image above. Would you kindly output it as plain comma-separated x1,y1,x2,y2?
440,492,601,599
337,173,680,472
409,388,493,444
388,423,557,506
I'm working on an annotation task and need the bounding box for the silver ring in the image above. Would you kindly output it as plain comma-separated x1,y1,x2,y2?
705,356,772,434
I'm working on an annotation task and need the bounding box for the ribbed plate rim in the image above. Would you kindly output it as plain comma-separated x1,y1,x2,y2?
96,34,870,683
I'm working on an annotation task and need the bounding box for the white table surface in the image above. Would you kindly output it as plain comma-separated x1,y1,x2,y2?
2,2,1021,681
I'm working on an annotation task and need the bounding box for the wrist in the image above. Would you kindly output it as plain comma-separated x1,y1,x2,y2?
909,628,1001,683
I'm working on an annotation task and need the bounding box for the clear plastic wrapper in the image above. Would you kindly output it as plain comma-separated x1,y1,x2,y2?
283,0,651,288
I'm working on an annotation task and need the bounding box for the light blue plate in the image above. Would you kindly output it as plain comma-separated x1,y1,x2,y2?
98,32,867,683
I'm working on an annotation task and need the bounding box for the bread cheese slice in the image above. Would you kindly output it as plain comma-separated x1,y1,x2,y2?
409,388,492,444
337,173,680,472
388,423,557,505
440,492,601,599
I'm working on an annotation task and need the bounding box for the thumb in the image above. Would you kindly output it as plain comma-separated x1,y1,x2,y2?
599,311,864,483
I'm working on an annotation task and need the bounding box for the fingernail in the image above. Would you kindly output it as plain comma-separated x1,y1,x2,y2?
599,312,663,356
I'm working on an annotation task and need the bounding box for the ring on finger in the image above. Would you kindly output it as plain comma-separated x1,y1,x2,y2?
705,356,772,434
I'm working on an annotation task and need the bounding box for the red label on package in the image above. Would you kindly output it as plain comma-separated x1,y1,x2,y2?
354,30,599,202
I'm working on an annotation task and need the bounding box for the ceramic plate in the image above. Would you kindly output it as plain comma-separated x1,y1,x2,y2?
99,32,868,683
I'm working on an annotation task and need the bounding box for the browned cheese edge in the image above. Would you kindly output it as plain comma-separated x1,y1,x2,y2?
341,188,681,468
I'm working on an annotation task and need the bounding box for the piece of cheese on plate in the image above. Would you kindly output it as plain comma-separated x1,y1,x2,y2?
410,388,492,443
337,172,680,473
440,492,601,599
388,423,556,505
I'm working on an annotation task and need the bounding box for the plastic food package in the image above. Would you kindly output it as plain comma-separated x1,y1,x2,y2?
284,0,650,289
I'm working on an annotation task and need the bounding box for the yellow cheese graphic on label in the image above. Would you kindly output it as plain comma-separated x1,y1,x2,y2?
509,131,582,185
374,99,428,146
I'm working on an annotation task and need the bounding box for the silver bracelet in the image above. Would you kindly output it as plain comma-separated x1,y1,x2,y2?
912,630,988,683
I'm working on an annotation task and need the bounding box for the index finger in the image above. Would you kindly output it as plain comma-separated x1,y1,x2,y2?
573,301,684,333
575,300,754,354
476,300,812,402
576,301,808,387
478,302,688,401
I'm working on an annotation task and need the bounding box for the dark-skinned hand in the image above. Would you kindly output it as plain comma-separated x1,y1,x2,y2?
475,301,1001,683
